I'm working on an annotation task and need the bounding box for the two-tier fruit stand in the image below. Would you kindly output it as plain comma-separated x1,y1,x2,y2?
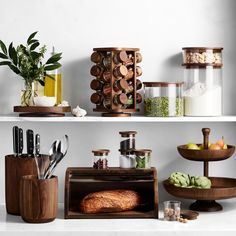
164,128,236,212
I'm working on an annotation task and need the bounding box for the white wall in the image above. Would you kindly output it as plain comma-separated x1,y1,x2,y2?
0,0,236,204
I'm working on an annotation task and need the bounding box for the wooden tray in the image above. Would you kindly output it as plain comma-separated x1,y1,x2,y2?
177,144,235,162
64,167,158,219
163,177,236,211
14,106,71,117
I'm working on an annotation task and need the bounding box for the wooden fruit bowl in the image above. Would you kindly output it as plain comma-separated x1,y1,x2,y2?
163,177,236,200
177,144,235,162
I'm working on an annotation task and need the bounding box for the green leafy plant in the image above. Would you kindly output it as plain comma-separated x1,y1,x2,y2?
0,31,62,87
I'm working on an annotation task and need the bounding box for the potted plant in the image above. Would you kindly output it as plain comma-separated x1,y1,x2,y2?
0,32,62,106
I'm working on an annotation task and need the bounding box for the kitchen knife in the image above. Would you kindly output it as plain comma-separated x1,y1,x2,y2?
13,126,19,156
18,128,23,157
26,129,34,157
35,134,40,156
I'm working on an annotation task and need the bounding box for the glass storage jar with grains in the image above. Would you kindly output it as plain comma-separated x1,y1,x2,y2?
134,149,152,169
92,149,110,169
143,82,183,117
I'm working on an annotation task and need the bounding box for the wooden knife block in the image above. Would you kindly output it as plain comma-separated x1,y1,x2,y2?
5,154,37,215
64,167,158,219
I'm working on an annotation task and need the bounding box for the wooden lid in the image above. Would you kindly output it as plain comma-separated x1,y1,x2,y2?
92,149,110,156
143,82,184,87
136,52,143,63
136,93,142,103
93,47,140,51
136,66,142,76
182,47,223,52
116,51,128,62
183,63,223,68
117,93,128,105
90,79,102,90
117,79,129,90
90,65,102,76
90,52,103,63
134,149,152,155
118,65,128,76
180,210,199,220
119,131,137,137
90,93,102,104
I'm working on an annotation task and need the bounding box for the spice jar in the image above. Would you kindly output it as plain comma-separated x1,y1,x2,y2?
90,79,103,91
113,65,128,78
91,51,104,63
102,56,111,69
113,79,129,92
101,71,112,82
103,93,128,109
163,201,181,221
90,92,104,105
134,149,152,169
90,65,104,77
92,149,110,169
136,79,142,90
113,51,128,64
136,52,142,63
103,83,112,96
143,82,184,117
124,54,134,66
136,66,142,77
119,131,137,151
119,150,136,169
124,69,134,80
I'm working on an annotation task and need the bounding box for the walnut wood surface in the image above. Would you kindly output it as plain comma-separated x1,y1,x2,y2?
20,175,58,223
5,155,37,215
177,145,235,162
64,167,158,219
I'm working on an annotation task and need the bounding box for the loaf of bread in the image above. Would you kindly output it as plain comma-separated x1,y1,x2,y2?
80,189,141,213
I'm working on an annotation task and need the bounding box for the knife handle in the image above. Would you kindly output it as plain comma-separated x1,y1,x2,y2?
19,128,23,156
26,129,34,156
13,126,19,156
35,134,40,156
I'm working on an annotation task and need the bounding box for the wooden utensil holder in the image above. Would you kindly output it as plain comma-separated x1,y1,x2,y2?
64,167,158,219
90,47,142,117
20,175,58,223
5,154,37,215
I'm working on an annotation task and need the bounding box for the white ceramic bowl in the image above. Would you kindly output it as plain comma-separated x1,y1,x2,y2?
34,96,56,107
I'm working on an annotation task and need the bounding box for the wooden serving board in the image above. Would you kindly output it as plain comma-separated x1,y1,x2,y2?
14,106,71,117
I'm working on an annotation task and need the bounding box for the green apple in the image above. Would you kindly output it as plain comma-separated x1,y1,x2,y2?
186,143,200,150
199,143,211,150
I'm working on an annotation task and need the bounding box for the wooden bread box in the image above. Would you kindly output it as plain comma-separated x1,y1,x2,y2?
64,167,158,219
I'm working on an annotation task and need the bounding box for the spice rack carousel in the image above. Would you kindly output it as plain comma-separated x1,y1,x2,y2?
163,128,236,212
90,47,143,117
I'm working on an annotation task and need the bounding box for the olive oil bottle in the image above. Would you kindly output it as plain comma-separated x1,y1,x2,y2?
44,47,62,105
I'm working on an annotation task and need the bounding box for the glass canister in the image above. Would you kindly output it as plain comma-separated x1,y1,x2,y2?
119,131,137,151
92,149,110,169
163,201,181,221
119,150,136,168
134,149,152,169
182,47,223,116
143,82,184,117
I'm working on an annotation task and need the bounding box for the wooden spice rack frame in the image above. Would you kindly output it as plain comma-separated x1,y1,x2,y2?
90,47,142,117
64,167,158,219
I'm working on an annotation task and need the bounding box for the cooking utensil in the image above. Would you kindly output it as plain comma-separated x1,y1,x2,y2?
13,126,19,156
35,134,40,156
18,128,23,157
45,135,69,179
26,129,34,157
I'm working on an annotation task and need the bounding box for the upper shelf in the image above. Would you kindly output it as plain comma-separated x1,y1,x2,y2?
1,115,236,122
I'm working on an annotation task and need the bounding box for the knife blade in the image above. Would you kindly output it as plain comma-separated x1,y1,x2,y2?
18,128,23,157
13,126,19,157
26,129,34,157
35,134,40,156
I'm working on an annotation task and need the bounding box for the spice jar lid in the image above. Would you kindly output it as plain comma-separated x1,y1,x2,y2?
119,131,137,137
90,93,102,104
90,79,102,90
117,93,128,105
90,65,102,76
134,149,152,156
117,79,129,90
115,51,128,62
92,149,110,156
143,82,184,87
119,149,135,155
91,51,103,63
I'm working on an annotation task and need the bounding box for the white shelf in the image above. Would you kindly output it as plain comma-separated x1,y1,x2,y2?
1,202,236,236
1,115,236,122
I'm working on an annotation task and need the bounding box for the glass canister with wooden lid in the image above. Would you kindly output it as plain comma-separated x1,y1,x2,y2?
143,82,184,117
92,149,110,169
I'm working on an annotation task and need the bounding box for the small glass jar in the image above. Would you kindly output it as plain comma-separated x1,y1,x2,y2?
119,131,137,151
163,201,181,221
119,150,136,168
182,47,222,65
134,149,152,169
143,82,184,117
92,149,110,169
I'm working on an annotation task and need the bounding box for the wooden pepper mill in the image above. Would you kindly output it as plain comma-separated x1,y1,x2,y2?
90,47,143,117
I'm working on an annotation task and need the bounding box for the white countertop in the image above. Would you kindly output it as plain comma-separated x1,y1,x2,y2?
1,202,236,236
